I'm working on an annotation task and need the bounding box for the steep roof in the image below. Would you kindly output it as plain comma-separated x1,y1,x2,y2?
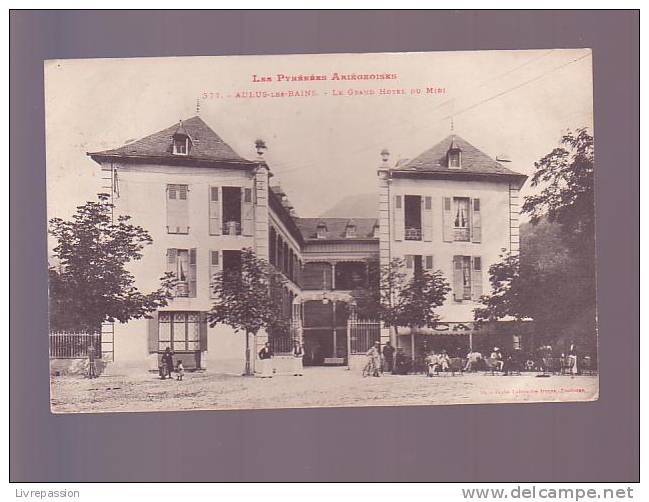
398,134,525,178
88,116,253,166
296,217,379,241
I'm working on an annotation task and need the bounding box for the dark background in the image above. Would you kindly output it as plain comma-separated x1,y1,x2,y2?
10,10,639,482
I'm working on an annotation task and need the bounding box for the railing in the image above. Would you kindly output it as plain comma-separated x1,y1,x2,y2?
222,221,242,236
405,227,422,240
268,337,295,354
454,227,470,241
50,331,102,359
348,315,381,354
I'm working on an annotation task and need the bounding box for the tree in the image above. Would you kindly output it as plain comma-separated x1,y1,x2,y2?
476,128,596,353
522,128,594,253
351,258,451,340
48,194,176,332
207,248,289,376
475,221,597,353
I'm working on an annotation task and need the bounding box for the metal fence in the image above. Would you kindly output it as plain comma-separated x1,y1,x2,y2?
348,315,381,354
268,336,295,354
49,332,102,359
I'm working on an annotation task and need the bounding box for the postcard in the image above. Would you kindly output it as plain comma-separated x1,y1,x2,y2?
45,49,596,413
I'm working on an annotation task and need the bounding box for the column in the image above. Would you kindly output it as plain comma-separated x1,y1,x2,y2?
332,300,337,358
253,165,270,262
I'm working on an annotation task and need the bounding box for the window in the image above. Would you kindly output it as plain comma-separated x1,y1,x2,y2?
453,197,470,241
448,150,461,168
404,195,422,241
316,223,327,239
158,312,202,352
166,248,197,297
453,256,472,300
443,197,481,243
173,137,188,155
453,255,482,301
167,184,189,234
413,255,423,278
345,225,356,238
222,250,242,271
222,186,242,235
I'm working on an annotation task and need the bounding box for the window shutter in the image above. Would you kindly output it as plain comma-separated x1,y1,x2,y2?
167,184,189,234
394,195,404,241
209,186,221,236
425,255,434,270
199,312,208,351
147,311,159,353
241,187,254,236
188,248,197,298
453,256,464,301
471,198,482,243
472,256,483,300
209,250,220,299
443,197,453,242
422,196,433,242
166,248,177,275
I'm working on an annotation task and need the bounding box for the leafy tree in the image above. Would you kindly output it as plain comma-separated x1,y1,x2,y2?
475,220,597,353
48,194,176,332
351,258,451,339
522,128,594,253
476,128,596,354
395,269,451,331
208,248,289,375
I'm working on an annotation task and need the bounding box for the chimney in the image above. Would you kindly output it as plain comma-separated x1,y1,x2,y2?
255,139,267,158
380,148,390,164
496,153,512,163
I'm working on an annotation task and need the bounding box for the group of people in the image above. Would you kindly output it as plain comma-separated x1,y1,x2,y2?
158,347,185,381
364,341,412,376
363,342,571,377
257,340,304,378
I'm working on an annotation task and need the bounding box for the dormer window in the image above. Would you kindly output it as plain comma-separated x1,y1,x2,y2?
316,223,327,239
173,136,189,155
448,149,461,168
345,224,356,238
372,223,380,238
172,121,192,156
447,137,461,169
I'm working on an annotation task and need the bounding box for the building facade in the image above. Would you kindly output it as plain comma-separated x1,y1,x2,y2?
88,116,527,374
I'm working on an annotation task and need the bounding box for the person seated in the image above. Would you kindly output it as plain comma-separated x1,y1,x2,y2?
490,347,504,371
436,350,450,373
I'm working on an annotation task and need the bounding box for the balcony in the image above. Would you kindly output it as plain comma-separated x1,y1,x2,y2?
405,227,422,241
222,221,242,236
175,281,190,298
454,227,470,242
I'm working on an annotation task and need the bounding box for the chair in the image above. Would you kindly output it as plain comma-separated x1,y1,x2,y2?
483,357,501,375
448,357,465,376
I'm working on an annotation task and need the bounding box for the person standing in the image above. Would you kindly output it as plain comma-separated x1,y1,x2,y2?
382,341,395,373
258,342,274,378
162,347,174,380
87,342,97,379
292,340,304,376
175,360,185,381
366,341,382,377
568,342,578,375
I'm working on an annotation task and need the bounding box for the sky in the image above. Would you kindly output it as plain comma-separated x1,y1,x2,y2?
44,49,593,221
